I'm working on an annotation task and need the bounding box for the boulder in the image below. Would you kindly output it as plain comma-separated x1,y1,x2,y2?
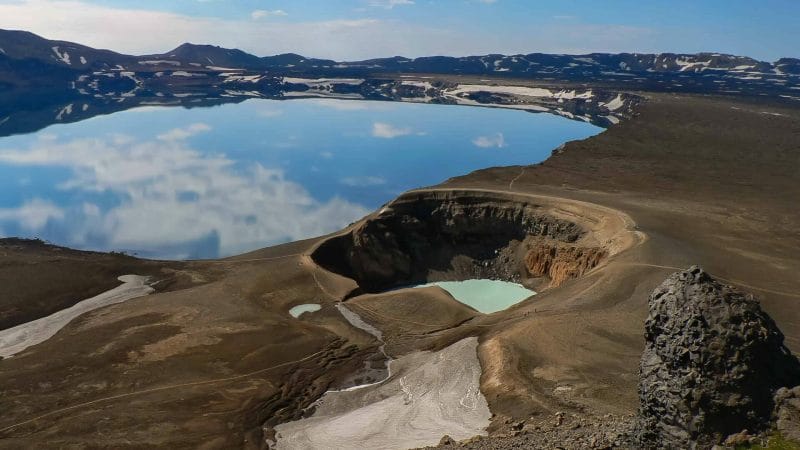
438,435,456,446
774,386,800,442
634,266,800,448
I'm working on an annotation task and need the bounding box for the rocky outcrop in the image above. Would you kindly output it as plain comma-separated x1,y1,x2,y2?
634,266,800,449
311,191,585,292
524,240,606,288
774,386,800,442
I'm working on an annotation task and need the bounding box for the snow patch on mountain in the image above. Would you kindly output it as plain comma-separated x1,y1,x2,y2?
51,46,71,65
55,103,73,120
139,60,182,66
283,77,365,86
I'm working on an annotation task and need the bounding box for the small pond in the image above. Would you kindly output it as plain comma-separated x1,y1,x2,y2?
413,279,536,314
289,303,322,318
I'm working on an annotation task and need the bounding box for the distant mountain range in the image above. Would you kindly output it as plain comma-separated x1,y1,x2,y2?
1,29,799,94
0,28,798,138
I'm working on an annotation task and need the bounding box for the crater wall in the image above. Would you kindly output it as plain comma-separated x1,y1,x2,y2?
311,190,626,294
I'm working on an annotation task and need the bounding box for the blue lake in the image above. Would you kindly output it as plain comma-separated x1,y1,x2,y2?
0,99,601,259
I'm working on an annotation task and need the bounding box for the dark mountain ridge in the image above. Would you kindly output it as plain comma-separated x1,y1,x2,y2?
0,29,132,70
0,28,798,139
2,29,797,77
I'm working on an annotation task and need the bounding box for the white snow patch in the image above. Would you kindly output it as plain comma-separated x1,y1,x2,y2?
283,77,364,87
55,104,74,121
401,81,434,90
675,57,713,72
51,46,71,65
139,60,182,66
223,90,264,98
0,275,153,358
603,94,625,111
450,84,554,97
222,74,264,83
553,89,594,100
450,96,549,112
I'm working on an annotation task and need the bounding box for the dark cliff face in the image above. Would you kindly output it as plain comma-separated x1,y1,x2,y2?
311,192,585,293
635,266,800,449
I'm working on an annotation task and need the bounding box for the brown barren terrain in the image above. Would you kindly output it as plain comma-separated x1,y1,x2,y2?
0,87,798,448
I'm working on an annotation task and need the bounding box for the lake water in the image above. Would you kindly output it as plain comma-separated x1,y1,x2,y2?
0,99,600,259
413,280,536,313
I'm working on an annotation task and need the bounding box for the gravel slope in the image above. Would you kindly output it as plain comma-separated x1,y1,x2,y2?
274,337,490,450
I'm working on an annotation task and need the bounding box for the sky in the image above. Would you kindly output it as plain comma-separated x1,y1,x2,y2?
0,0,797,61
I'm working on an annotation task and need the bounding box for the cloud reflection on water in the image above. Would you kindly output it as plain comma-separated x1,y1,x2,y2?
0,99,601,259
0,126,369,259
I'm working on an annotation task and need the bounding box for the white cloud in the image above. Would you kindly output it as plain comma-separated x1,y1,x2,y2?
157,123,212,141
372,122,413,138
0,132,370,258
251,9,288,20
257,108,284,118
340,176,386,187
472,133,506,148
0,199,64,231
0,0,657,60
307,99,396,112
369,0,415,9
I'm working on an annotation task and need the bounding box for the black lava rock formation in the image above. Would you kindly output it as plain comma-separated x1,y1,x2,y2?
635,266,800,448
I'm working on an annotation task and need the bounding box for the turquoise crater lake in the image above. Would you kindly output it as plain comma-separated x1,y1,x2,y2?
0,99,601,259
415,280,536,314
